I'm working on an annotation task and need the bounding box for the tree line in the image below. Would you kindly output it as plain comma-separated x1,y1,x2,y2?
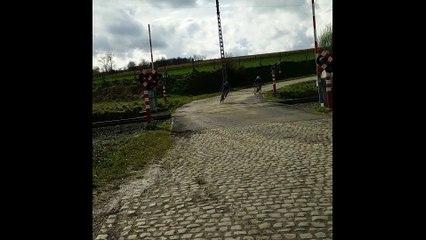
94,52,206,75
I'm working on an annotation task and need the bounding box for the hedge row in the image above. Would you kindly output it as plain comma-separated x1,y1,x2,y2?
170,60,316,95
92,60,316,101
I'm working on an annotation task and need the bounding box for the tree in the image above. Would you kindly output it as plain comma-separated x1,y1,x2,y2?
155,56,167,67
127,61,136,71
98,52,115,73
193,54,206,61
224,52,233,58
318,24,332,53
139,59,149,68
93,66,100,77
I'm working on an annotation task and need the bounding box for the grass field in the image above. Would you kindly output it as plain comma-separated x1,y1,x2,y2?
93,48,315,87
92,92,221,122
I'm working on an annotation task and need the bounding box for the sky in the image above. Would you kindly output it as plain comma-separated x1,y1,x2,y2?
93,0,332,71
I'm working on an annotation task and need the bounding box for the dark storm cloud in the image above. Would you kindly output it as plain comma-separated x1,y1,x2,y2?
93,36,112,54
148,24,176,49
108,20,143,37
94,8,149,52
93,0,332,70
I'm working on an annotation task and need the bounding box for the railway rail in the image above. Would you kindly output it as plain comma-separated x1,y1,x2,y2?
92,113,171,128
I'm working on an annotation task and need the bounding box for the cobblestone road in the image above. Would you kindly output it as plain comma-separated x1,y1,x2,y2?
94,78,332,240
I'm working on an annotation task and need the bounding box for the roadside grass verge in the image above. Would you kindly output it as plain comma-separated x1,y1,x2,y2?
313,103,332,113
93,92,220,122
262,80,331,115
262,80,317,101
92,93,218,192
276,80,318,99
93,121,172,192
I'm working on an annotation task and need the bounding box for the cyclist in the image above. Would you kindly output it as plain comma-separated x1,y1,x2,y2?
253,76,262,94
220,80,230,103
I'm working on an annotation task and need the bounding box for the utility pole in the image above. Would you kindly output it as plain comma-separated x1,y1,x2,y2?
311,0,324,107
215,0,227,85
148,24,154,71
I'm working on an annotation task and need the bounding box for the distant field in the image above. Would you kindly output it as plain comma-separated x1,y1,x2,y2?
93,48,315,87
157,48,315,75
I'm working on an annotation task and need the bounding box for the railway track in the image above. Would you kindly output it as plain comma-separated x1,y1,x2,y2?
92,94,317,129
92,113,171,128
277,97,318,104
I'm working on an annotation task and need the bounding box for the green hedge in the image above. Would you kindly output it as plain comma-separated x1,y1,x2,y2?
92,59,316,100
169,60,316,95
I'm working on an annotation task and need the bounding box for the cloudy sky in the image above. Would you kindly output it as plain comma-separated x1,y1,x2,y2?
93,0,332,70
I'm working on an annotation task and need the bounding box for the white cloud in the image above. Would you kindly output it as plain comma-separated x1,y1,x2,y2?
93,0,332,70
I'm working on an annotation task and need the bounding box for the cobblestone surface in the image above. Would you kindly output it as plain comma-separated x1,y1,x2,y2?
94,116,332,239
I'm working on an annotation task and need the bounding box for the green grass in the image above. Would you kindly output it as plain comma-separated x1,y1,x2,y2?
276,80,318,99
92,92,220,192
314,104,332,113
93,49,315,85
93,72,138,88
92,93,219,117
262,80,318,101
159,50,315,75
92,100,147,122
262,79,332,115
93,122,172,191
93,100,144,113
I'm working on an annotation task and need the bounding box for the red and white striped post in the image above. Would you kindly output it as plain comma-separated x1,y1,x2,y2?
311,0,323,106
148,24,164,108
162,84,167,103
140,76,152,123
143,89,152,123
317,49,333,73
272,72,276,96
317,48,333,109
325,71,332,108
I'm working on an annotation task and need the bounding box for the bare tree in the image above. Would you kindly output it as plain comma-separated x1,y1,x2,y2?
224,52,233,58
97,52,115,73
193,54,207,61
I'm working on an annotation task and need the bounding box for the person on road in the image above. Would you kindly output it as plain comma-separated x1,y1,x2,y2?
253,75,263,94
220,80,230,103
